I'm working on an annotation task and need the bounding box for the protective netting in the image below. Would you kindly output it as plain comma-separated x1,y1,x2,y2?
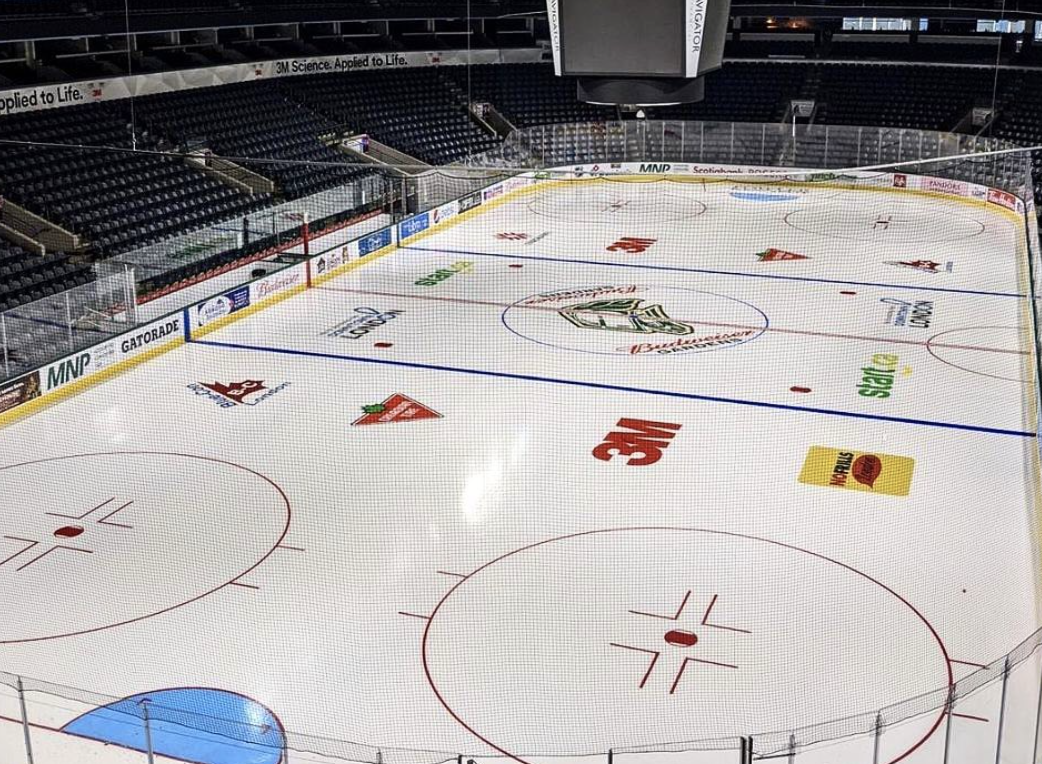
2,129,1042,764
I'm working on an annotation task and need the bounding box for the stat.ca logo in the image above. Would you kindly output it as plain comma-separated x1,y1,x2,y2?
186,378,290,409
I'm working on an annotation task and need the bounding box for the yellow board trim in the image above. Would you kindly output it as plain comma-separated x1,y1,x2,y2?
0,336,186,429
0,178,530,426
0,174,1033,430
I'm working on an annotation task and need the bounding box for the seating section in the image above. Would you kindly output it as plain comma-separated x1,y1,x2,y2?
0,243,92,314
440,64,616,128
990,76,1042,203
813,64,1002,132
0,102,265,257
3,58,1042,361
654,63,805,123
130,83,375,198
289,69,501,164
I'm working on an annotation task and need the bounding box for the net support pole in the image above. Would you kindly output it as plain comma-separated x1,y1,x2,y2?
124,265,136,324
994,656,1011,764
787,733,796,763
17,676,35,764
607,748,613,764
1,312,9,379
872,712,883,764
739,736,753,764
942,689,956,764
64,291,73,352
139,698,156,764
1031,662,1042,764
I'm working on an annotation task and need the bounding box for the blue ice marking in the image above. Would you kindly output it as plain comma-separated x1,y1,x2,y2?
62,688,284,764
730,191,799,203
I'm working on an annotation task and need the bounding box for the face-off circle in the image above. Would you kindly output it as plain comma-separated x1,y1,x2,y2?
527,184,708,225
926,325,1032,383
0,452,291,643
784,197,985,243
423,528,951,764
501,284,768,357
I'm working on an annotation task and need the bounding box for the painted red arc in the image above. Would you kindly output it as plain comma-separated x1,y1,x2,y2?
0,451,292,644
420,527,953,764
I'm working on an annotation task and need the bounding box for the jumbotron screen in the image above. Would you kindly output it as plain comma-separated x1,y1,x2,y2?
559,0,686,77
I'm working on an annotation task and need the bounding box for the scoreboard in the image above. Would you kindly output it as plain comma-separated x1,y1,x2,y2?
547,0,732,104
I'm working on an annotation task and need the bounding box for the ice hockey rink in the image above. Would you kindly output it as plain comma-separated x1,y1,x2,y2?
2,176,1042,764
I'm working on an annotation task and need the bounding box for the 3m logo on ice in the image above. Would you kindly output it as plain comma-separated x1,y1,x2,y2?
607,237,656,254
187,379,290,408
593,418,682,466
798,446,914,497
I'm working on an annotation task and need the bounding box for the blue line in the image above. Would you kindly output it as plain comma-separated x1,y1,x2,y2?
191,337,1035,438
402,245,1027,299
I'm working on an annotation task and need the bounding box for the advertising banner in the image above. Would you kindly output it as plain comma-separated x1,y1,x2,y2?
0,48,542,116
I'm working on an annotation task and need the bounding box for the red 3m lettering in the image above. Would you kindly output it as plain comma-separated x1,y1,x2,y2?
607,237,657,254
592,418,682,466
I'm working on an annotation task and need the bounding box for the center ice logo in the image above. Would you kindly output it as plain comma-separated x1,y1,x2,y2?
504,284,768,357
558,298,696,336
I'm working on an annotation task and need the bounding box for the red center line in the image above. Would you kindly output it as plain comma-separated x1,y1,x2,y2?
318,284,1029,357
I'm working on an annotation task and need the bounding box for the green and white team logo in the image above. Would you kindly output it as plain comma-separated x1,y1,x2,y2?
558,298,696,336
503,284,768,356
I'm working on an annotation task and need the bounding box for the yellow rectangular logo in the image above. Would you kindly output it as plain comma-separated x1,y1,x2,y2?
799,446,915,497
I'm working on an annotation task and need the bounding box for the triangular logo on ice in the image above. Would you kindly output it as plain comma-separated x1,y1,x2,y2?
352,394,442,426
756,248,809,262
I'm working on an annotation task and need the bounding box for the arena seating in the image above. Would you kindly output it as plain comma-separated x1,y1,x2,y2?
129,83,376,198
0,102,266,258
653,63,806,123
3,56,1042,334
288,69,502,164
0,242,92,314
812,64,1002,132
440,64,617,128
989,75,1042,203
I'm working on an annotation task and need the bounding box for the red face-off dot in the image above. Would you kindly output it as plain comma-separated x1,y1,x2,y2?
53,526,84,538
840,291,857,295
790,386,812,393
508,264,524,269
664,629,698,647
374,342,393,348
